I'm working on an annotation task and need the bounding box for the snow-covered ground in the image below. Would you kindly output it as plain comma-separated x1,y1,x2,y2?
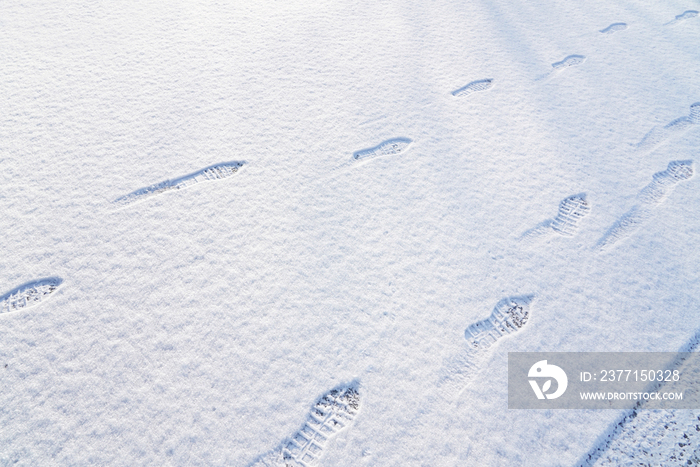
1,1,699,465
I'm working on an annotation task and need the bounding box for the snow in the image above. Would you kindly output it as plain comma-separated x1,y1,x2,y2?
1,0,699,465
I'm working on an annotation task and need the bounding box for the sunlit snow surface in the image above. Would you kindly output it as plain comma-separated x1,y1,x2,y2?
1,1,699,466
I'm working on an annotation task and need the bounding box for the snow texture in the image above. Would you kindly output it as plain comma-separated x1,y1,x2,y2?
1,0,700,466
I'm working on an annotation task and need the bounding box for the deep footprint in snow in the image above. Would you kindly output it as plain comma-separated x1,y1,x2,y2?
635,103,700,153
438,296,534,399
113,161,245,208
452,79,494,98
521,194,591,242
1,278,63,314
599,23,627,34
250,382,361,467
597,160,694,250
665,10,698,25
352,138,412,163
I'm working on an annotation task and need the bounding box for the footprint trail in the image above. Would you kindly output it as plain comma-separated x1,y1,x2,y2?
452,79,494,98
113,161,244,208
438,296,534,399
597,160,694,250
1,278,63,314
250,382,361,467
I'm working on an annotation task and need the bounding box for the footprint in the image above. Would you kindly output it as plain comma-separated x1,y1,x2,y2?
521,194,591,242
352,137,412,163
1,278,63,314
666,10,698,26
113,161,244,208
691,102,700,123
597,160,694,250
438,296,534,399
326,138,414,175
537,55,586,81
552,55,586,70
452,79,494,98
637,160,694,204
464,296,533,349
550,194,592,236
250,382,361,467
635,103,700,153
599,23,627,34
